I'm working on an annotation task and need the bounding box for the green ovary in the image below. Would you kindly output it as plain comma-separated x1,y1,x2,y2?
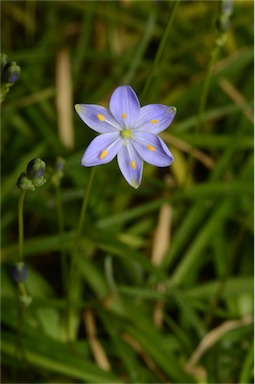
121,129,132,139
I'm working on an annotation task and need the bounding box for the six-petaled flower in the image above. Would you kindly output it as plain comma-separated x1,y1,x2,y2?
75,85,176,188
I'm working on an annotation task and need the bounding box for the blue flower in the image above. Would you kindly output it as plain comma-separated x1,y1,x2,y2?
75,85,176,188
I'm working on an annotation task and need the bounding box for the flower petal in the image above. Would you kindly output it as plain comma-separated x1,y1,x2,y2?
133,104,176,134
81,132,122,166
75,104,120,133
117,142,143,189
132,132,173,167
109,85,140,129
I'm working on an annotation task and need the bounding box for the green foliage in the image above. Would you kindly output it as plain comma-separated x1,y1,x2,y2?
1,1,253,383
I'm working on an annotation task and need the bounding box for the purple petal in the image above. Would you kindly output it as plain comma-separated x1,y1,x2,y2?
132,132,173,167
133,104,176,134
75,104,120,133
81,132,122,166
117,142,143,189
109,86,140,129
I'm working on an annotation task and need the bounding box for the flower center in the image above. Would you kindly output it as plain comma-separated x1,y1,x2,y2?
121,129,132,139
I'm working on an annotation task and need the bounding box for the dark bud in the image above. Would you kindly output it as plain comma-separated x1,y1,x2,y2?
1,61,21,85
12,262,28,283
222,0,233,17
27,158,46,179
56,156,65,172
51,157,65,187
216,0,233,33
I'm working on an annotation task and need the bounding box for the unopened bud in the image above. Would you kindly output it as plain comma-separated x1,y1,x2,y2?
56,156,65,172
17,173,35,191
216,0,233,33
51,157,65,187
12,262,28,283
222,0,233,17
27,158,46,179
32,175,46,188
1,61,20,85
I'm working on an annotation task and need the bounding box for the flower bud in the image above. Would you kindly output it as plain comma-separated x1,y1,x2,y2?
12,262,28,283
222,0,233,17
1,61,21,85
216,0,233,33
27,158,46,179
51,157,65,187
56,156,65,172
32,175,46,188
17,173,35,191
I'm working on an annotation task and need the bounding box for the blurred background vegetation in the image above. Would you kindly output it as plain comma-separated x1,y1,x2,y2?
1,1,254,383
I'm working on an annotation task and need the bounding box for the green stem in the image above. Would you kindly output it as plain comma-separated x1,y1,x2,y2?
185,34,223,184
196,45,220,135
239,340,254,384
18,190,26,262
72,167,96,257
17,189,27,361
140,0,180,102
67,167,96,339
55,184,67,293
204,227,244,327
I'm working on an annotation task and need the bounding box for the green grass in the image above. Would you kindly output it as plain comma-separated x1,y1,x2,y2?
1,1,253,383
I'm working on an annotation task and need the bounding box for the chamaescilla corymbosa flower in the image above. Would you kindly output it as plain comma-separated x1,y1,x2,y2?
75,85,176,188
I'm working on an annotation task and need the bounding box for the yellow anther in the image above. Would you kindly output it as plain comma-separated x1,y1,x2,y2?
147,144,155,151
99,150,108,159
122,113,127,118
150,119,159,124
130,160,136,170
97,113,105,121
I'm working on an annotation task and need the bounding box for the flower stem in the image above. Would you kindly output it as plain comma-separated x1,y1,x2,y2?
141,0,180,102
185,33,224,184
73,167,96,256
55,184,68,293
17,189,27,361
18,190,26,262
196,45,220,135
67,167,96,340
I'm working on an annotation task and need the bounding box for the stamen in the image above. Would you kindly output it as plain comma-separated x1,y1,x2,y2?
99,150,108,159
150,119,159,124
147,144,155,151
97,113,105,121
122,113,127,118
98,137,122,160
130,160,136,169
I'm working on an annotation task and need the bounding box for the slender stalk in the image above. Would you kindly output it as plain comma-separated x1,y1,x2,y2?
186,34,224,183
141,0,180,102
55,184,68,293
204,227,244,327
239,341,254,384
18,190,26,262
72,167,96,258
17,189,27,361
196,45,220,135
67,167,96,339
